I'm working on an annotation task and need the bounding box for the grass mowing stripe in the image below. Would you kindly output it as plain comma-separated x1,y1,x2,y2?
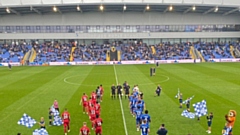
172,64,240,106
59,65,125,135
199,63,240,75
181,64,240,86
0,66,93,135
113,65,128,135
2,63,240,135
46,66,95,135
0,67,50,89
158,64,240,135
119,65,206,135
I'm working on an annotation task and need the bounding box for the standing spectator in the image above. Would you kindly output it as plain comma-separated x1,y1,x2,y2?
54,100,59,112
206,112,213,134
156,124,168,135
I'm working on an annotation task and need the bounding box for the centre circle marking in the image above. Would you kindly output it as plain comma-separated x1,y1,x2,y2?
64,73,170,86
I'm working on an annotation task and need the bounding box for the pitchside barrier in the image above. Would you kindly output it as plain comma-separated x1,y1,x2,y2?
0,59,240,66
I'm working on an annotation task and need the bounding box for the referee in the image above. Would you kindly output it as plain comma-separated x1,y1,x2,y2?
117,84,122,99
111,84,116,99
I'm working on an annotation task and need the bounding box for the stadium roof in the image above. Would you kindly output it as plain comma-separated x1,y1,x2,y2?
0,0,239,16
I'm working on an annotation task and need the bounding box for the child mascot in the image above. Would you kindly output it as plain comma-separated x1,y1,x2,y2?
222,110,236,135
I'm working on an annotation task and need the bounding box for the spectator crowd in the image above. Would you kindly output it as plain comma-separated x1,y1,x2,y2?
0,41,239,64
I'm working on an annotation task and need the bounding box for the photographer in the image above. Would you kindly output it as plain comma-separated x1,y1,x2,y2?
156,124,168,135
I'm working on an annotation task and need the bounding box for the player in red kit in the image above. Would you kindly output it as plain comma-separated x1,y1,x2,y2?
61,108,70,135
99,84,104,102
80,93,89,114
94,115,103,135
91,91,97,105
94,101,101,117
88,98,94,109
79,122,90,135
89,104,96,130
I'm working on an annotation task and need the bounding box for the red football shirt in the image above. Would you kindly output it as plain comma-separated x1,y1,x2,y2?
100,87,104,94
62,112,70,122
95,118,103,128
94,104,101,112
82,95,88,103
88,99,93,107
89,107,96,116
80,126,90,135
91,93,97,100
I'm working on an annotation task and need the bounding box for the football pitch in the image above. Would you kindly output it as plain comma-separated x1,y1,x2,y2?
0,63,239,135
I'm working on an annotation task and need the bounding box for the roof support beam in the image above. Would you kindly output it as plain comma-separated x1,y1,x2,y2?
9,8,21,15
183,7,192,14
202,7,215,15
143,8,146,13
79,8,83,13
58,8,62,14
163,7,168,13
31,6,42,15
222,8,239,16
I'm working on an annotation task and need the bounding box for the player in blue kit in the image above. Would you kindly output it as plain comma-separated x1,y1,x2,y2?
129,95,137,116
137,100,144,112
134,106,142,131
137,97,146,111
129,93,133,102
133,90,139,97
140,120,150,135
141,110,151,125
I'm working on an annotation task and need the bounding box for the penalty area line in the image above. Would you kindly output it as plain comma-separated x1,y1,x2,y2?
113,65,128,135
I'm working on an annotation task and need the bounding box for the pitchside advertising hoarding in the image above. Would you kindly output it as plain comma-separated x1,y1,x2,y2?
0,59,240,66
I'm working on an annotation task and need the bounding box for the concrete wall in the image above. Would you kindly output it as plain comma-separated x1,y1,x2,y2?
0,12,239,26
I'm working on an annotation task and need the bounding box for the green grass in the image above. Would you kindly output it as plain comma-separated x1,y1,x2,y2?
0,63,239,135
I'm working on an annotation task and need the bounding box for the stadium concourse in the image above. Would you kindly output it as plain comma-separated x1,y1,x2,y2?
0,41,239,64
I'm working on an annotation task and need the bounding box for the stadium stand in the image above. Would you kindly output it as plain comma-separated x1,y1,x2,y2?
1,41,239,63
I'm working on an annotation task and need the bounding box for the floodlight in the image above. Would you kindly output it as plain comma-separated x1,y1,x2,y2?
169,5,173,11
53,6,57,12
6,8,10,13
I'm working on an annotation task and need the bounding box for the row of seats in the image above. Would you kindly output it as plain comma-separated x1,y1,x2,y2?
0,42,239,63
195,42,235,60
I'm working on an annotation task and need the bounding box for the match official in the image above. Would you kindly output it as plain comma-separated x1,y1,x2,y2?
155,85,162,97
117,84,122,99
111,84,116,99
8,62,12,70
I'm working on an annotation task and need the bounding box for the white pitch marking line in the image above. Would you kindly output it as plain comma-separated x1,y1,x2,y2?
113,65,128,135
64,75,170,86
